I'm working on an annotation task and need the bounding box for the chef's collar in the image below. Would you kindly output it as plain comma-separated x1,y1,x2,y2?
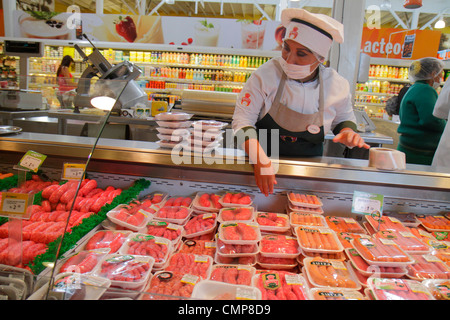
281,8,344,59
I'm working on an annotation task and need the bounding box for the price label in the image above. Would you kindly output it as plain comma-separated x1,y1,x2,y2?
62,163,86,180
351,191,384,216
17,151,47,173
0,192,33,216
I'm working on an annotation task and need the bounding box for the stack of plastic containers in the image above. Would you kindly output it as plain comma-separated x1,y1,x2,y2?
155,112,193,150
287,191,324,215
257,234,300,270
252,270,310,300
366,278,435,300
188,120,227,153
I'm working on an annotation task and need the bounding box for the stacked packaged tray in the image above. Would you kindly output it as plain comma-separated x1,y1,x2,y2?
155,112,193,150
188,120,227,153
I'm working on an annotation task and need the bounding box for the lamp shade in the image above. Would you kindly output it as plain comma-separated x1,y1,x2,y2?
90,96,117,111
403,0,422,9
435,19,445,29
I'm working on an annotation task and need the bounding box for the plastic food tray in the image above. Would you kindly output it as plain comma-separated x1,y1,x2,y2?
153,205,193,225
191,280,261,300
295,226,344,254
218,221,262,245
156,140,188,149
208,264,256,286
287,191,323,209
259,234,300,258
214,251,258,266
79,230,132,253
192,129,225,141
55,249,110,275
183,213,218,238
188,135,223,147
365,215,409,233
106,204,153,232
218,206,256,223
164,253,213,280
287,203,324,214
290,212,327,228
140,191,169,206
140,220,183,246
345,248,408,278
252,271,310,300
139,271,200,300
156,133,188,142
309,287,366,300
154,112,193,121
192,120,228,131
219,192,255,208
367,277,435,300
178,239,217,257
383,211,420,227
156,120,192,128
256,212,290,233
416,214,450,232
256,254,298,270
192,192,224,212
119,233,173,269
406,254,450,281
351,237,414,268
155,126,192,136
374,230,431,254
93,254,154,290
303,257,361,291
422,279,450,300
216,236,259,257
325,216,367,234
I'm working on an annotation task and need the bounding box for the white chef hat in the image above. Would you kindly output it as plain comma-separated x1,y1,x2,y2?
281,8,344,59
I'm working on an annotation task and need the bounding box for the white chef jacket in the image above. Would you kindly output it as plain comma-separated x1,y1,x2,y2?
431,79,450,168
232,57,357,135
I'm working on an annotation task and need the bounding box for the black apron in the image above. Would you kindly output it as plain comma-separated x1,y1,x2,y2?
255,60,325,157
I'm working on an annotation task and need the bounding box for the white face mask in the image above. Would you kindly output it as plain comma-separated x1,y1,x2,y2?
432,81,441,90
279,57,320,80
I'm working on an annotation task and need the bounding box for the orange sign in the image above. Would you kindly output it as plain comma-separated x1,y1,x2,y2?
361,27,441,60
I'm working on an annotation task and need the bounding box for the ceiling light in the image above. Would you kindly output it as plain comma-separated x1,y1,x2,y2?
435,18,446,29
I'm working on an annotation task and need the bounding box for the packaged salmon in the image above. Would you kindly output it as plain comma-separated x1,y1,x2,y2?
164,253,213,279
119,233,172,269
374,230,430,254
367,277,435,300
303,257,361,290
325,216,366,234
178,239,216,257
422,279,450,300
345,248,407,278
416,214,450,232
295,226,344,253
209,264,256,286
351,237,414,267
218,221,262,245
259,234,300,258
406,254,450,280
192,192,223,212
140,271,200,300
365,215,409,233
290,212,327,228
253,270,309,300
218,207,255,223
256,212,290,233
183,213,217,238
219,192,254,207
309,287,366,300
287,192,323,209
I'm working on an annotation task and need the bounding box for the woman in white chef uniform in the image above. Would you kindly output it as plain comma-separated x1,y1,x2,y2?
232,8,370,196
432,78,450,168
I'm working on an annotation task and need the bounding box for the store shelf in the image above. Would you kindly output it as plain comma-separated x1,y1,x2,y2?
355,102,385,107
355,91,395,97
369,76,410,84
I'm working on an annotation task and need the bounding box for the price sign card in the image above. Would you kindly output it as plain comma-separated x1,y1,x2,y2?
62,163,86,180
17,150,47,173
351,191,384,216
0,192,34,219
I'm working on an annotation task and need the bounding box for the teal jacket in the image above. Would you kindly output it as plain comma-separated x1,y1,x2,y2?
397,81,446,164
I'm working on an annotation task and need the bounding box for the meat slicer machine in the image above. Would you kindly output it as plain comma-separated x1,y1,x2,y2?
73,34,147,114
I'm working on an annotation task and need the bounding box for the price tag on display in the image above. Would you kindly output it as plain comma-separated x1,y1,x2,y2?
0,192,34,218
351,191,384,216
17,150,47,173
62,163,86,180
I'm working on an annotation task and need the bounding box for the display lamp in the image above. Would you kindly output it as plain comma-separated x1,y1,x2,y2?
403,0,422,9
434,18,446,29
90,96,117,111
